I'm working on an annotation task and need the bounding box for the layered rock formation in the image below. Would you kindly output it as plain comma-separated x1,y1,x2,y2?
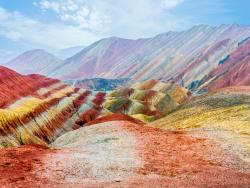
104,79,190,122
1,24,250,187
0,66,105,147
0,67,188,147
47,24,250,92
178,38,250,91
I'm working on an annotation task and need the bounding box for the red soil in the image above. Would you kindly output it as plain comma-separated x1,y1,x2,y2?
78,106,102,124
0,66,59,108
208,39,250,80
0,144,56,188
1,121,249,187
31,90,92,143
0,89,92,146
85,113,145,126
127,124,250,187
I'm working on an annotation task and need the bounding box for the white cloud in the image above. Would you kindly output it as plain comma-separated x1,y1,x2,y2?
5,31,22,41
35,0,108,31
161,0,184,9
0,6,101,49
100,0,192,39
33,0,189,39
0,0,193,52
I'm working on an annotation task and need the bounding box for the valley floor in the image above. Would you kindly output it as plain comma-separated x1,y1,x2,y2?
0,121,249,187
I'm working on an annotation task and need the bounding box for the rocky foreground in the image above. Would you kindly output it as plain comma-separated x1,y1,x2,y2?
0,66,250,187
1,120,249,187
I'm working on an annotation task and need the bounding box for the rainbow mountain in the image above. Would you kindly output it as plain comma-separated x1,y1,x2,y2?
0,66,188,148
0,66,105,147
1,24,250,187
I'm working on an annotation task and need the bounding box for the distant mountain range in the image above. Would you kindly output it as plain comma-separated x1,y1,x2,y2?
4,24,250,91
3,49,63,75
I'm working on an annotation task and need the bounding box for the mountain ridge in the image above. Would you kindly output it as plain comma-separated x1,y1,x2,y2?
4,24,250,92
4,49,63,75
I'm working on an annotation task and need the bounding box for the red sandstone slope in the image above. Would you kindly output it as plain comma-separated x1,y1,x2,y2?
207,55,250,90
0,66,60,108
0,66,106,147
202,39,250,90
85,113,145,126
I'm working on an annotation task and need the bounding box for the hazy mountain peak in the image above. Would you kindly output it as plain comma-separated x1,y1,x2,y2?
4,49,62,75
12,49,61,61
53,46,85,60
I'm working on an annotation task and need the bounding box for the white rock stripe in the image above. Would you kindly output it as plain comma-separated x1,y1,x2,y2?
36,82,65,96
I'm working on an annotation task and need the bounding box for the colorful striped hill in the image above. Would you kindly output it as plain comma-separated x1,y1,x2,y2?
0,66,106,147
0,67,189,147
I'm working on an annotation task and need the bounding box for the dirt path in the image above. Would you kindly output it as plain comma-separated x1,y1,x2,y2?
0,121,249,187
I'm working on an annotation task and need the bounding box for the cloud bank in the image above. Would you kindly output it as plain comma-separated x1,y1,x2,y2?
0,0,190,52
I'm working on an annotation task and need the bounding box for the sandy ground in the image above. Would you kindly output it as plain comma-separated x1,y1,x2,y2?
0,121,249,187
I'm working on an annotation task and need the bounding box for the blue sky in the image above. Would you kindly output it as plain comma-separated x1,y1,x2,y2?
0,0,249,62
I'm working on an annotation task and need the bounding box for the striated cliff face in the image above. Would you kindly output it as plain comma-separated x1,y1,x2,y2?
0,66,59,108
0,66,106,147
